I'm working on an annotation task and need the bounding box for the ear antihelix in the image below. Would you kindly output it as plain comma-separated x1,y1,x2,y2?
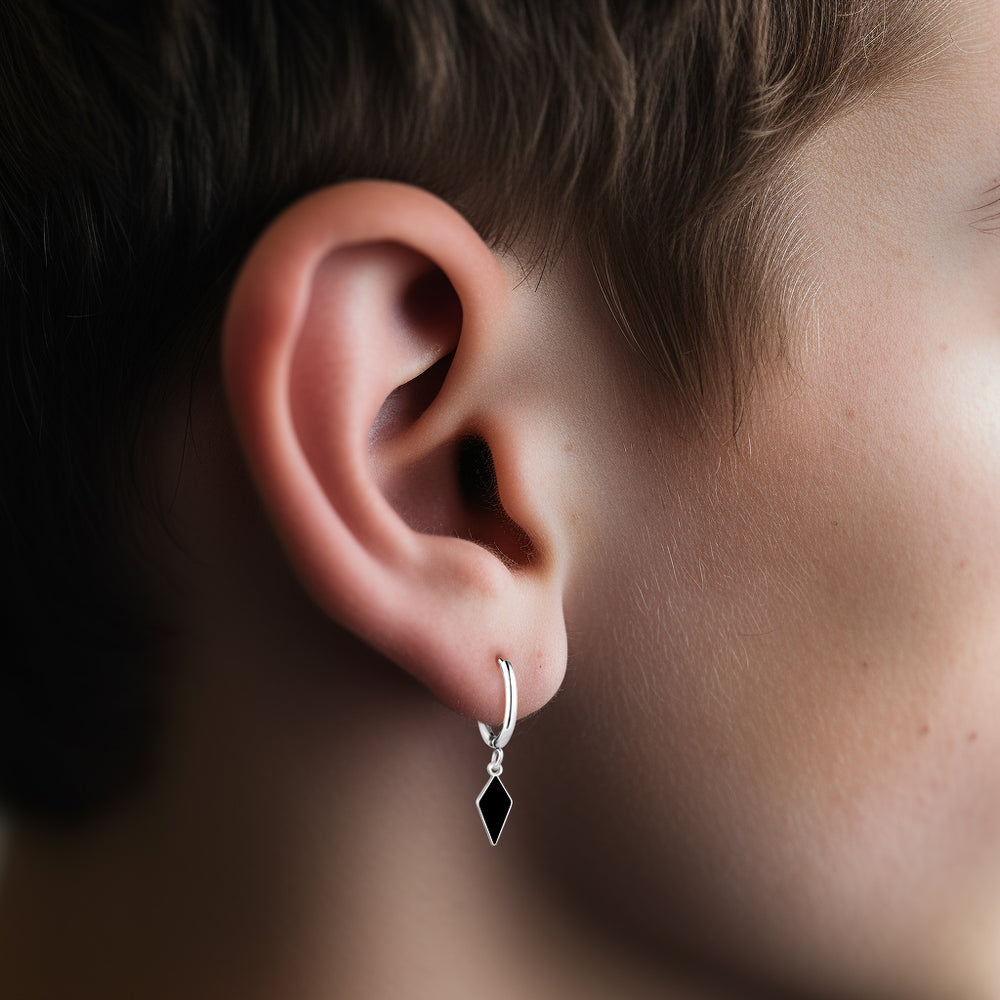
368,261,461,444
370,351,455,447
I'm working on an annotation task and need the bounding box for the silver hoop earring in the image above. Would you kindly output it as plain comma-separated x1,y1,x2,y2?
476,657,517,845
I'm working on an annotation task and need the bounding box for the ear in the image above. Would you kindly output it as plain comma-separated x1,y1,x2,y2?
222,181,567,722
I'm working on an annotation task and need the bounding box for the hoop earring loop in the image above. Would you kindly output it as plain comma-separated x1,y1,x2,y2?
478,657,517,750
475,657,517,845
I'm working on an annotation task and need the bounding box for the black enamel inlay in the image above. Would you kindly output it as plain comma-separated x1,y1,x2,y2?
476,775,512,845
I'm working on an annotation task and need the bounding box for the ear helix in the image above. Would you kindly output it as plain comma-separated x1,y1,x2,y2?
223,180,566,724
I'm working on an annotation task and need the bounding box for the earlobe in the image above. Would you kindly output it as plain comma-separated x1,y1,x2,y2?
222,181,567,722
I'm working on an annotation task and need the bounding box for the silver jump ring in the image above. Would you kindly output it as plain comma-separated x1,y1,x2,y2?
477,657,517,750
487,747,504,777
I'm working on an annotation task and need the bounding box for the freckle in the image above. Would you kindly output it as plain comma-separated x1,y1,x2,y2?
940,343,948,352
968,731,978,743
918,722,930,737
860,660,869,671
564,440,574,453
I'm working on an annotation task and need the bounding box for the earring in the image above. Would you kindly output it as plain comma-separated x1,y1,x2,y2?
476,657,517,845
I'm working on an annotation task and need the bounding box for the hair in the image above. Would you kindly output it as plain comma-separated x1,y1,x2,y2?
0,0,953,824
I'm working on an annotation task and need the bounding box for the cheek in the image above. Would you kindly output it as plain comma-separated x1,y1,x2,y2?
739,377,1000,897
722,312,1000,975
557,287,1000,980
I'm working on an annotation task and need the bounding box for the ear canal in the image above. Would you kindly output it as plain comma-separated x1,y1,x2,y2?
456,435,534,568
376,430,535,570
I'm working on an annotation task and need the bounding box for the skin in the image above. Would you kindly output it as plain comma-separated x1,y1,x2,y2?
532,7,1000,995
1,3,999,998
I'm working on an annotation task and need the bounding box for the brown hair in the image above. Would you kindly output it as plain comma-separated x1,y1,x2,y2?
0,0,953,822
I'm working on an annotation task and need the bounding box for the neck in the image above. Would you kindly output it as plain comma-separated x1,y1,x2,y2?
0,632,726,1000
